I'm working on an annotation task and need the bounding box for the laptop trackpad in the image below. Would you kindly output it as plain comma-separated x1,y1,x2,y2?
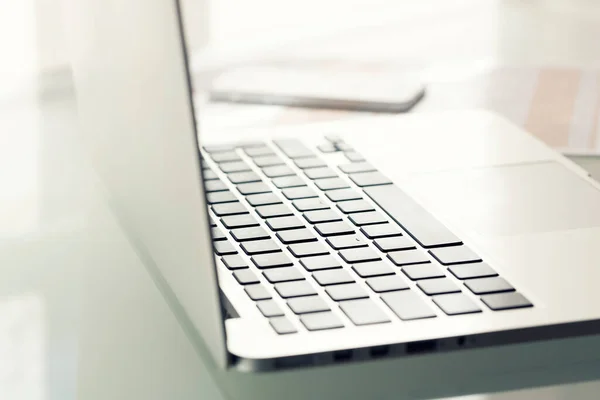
406,162,600,237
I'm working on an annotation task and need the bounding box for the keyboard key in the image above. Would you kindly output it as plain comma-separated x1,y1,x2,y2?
325,188,362,202
349,171,391,187
294,157,327,169
221,255,248,270
272,175,306,189
335,141,352,150
246,193,282,206
315,178,350,191
245,146,275,157
313,269,354,286
352,261,395,278
464,277,515,295
221,214,259,229
233,269,259,285
314,221,355,237
211,227,226,241
214,241,237,255
266,216,305,231
300,255,342,271
293,198,330,212
418,278,461,295
345,151,366,162
326,283,369,301
212,202,248,216
340,299,391,326
303,209,342,224
220,161,251,173
337,200,375,214
253,155,285,167
366,275,410,293
256,204,294,219
210,151,241,163
433,293,481,315
240,240,280,255
203,144,234,153
300,312,344,331
364,185,463,248
348,212,387,226
481,292,533,310
256,300,284,318
203,169,218,180
237,182,271,195
256,300,284,317
339,247,381,263
201,159,210,169
429,246,482,265
305,167,338,180
262,165,295,178
205,180,228,192
269,317,297,334
251,253,294,269
381,290,436,320
449,263,498,280
209,217,217,227
282,187,318,200
273,139,314,159
275,281,318,298
373,236,416,252
402,264,445,280
227,171,262,184
387,249,430,266
287,296,330,314
263,267,305,283
230,226,270,242
361,223,403,239
288,242,330,258
338,162,376,174
206,191,237,204
276,229,317,244
244,284,272,300
325,235,368,250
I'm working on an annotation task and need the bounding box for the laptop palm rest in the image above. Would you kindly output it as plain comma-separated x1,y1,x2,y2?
405,161,600,238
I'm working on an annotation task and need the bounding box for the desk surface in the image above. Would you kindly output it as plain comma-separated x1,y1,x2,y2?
3,1,600,399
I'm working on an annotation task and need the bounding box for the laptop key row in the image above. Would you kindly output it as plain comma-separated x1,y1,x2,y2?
218,213,525,318
206,150,450,322
205,140,533,333
205,142,376,331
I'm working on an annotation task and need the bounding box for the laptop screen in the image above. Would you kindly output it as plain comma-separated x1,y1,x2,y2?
65,0,228,368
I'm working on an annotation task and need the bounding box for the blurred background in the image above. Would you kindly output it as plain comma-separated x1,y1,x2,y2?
5,0,597,151
3,1,600,86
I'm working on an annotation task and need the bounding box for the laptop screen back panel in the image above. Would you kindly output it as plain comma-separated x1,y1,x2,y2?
65,0,228,368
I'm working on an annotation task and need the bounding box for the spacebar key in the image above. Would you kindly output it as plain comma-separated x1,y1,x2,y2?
363,185,462,248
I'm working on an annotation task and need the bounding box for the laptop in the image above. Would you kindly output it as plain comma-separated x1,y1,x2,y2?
66,0,600,373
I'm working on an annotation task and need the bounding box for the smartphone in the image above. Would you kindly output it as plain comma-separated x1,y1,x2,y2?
209,66,425,113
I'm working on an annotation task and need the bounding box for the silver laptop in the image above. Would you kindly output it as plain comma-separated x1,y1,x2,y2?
66,0,600,372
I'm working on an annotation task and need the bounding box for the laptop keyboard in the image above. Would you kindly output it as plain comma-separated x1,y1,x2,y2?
203,138,533,335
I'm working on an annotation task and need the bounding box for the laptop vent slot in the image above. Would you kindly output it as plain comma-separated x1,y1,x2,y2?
332,349,353,363
406,339,438,355
369,345,390,359
274,355,314,369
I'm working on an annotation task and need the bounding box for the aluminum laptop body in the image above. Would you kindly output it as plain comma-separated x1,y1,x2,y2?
66,0,600,374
